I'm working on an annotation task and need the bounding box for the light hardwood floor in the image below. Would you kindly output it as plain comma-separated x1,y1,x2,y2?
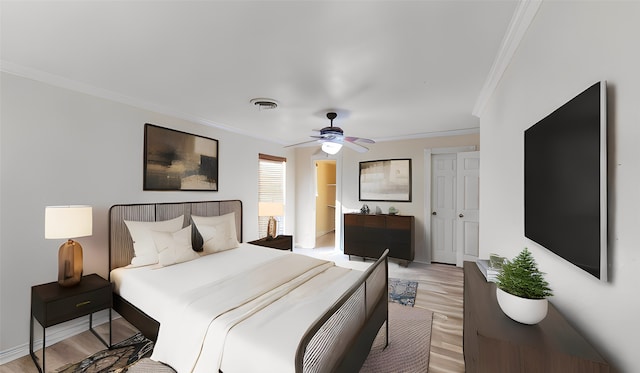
1,233,465,373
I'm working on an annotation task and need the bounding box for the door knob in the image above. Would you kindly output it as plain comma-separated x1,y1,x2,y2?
432,211,437,215
459,213,464,218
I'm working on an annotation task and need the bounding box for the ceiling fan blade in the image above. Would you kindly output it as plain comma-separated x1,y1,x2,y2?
284,139,320,148
346,136,375,144
342,140,369,153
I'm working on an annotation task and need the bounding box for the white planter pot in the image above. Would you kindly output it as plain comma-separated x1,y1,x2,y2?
496,287,548,325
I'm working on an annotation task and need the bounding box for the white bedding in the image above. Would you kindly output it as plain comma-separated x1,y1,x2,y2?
110,243,362,373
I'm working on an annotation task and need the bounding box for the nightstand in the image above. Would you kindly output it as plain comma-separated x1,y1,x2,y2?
249,235,293,251
30,273,112,373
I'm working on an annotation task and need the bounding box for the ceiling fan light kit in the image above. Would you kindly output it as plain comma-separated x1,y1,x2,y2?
321,141,342,155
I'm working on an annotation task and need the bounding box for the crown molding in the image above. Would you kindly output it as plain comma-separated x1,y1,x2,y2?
472,0,542,118
374,127,479,143
0,60,260,140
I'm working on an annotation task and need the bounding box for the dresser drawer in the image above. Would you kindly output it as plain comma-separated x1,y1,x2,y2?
45,286,112,326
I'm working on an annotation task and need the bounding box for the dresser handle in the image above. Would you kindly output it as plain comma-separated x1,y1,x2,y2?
76,301,91,308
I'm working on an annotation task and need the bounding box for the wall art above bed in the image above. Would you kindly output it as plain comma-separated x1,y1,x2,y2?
144,123,218,191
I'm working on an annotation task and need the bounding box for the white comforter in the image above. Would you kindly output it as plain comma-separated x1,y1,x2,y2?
111,244,361,373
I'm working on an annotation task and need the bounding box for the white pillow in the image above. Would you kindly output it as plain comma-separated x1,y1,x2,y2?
192,213,240,254
124,215,184,266
151,225,199,266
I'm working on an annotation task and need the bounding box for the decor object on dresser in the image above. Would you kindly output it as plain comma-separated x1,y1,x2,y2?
44,205,93,287
344,213,414,264
359,159,412,202
258,201,284,239
495,248,552,325
30,274,112,373
463,262,609,372
144,123,218,191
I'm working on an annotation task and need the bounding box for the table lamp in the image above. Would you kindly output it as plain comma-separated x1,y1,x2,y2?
45,205,93,287
258,202,284,240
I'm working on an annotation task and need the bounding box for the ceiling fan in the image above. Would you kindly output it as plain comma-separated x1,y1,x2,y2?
285,112,375,154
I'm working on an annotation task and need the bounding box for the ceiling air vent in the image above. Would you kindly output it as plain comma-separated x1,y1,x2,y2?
250,98,278,110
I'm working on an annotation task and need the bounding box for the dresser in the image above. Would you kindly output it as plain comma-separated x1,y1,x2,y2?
463,262,609,372
343,213,414,264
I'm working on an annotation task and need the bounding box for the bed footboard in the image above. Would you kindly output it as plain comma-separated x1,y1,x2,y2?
296,249,389,373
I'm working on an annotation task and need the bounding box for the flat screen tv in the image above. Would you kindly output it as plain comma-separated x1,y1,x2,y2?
524,81,607,281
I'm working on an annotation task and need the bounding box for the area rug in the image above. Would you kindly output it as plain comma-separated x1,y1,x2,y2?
388,278,419,307
360,302,433,373
55,332,153,373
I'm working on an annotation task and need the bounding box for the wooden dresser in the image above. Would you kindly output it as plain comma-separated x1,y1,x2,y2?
343,213,414,264
463,261,609,372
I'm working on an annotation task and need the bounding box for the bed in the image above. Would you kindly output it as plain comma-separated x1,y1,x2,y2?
108,200,389,373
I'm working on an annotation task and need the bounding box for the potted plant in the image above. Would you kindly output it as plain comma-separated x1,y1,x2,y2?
495,248,553,324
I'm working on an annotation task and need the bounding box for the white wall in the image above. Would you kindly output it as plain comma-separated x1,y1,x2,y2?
479,2,640,372
295,134,480,263
0,72,295,359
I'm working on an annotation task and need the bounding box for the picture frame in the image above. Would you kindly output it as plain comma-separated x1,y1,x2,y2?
359,158,412,202
144,123,218,191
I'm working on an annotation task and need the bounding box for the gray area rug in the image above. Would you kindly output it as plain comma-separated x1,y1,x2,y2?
360,302,433,373
389,278,419,307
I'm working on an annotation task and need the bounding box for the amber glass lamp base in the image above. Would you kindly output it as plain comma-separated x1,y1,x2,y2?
266,216,278,240
58,239,83,287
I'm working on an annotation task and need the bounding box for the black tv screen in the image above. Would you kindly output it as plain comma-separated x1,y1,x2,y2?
524,81,607,280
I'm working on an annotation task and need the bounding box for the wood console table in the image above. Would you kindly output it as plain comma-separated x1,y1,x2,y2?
344,213,414,264
463,261,609,372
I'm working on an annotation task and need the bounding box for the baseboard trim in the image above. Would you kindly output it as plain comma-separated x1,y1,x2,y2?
0,310,115,365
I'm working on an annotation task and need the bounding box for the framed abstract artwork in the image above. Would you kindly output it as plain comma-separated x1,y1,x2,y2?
144,123,218,191
359,158,412,202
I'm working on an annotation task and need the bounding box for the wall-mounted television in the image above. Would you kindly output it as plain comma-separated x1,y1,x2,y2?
524,81,607,281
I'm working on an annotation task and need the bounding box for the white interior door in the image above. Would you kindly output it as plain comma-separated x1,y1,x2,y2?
456,151,480,266
431,154,458,264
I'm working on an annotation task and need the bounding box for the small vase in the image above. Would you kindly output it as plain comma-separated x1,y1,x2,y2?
496,287,548,325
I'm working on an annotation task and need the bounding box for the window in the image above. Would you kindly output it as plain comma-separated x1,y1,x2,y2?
258,154,286,237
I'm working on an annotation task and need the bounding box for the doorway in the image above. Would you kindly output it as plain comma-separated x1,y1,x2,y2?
315,160,337,247
426,148,480,266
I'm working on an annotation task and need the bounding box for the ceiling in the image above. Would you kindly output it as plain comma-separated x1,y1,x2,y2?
1,1,520,147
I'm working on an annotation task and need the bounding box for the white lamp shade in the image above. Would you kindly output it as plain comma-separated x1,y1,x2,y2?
322,141,343,155
45,205,93,239
258,202,284,217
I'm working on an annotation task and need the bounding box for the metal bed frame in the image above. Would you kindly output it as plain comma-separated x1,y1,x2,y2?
108,200,388,372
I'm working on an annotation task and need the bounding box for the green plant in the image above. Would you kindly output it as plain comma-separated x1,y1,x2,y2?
496,248,552,299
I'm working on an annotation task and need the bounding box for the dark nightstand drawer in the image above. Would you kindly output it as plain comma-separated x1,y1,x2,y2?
31,273,112,327
45,285,112,326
